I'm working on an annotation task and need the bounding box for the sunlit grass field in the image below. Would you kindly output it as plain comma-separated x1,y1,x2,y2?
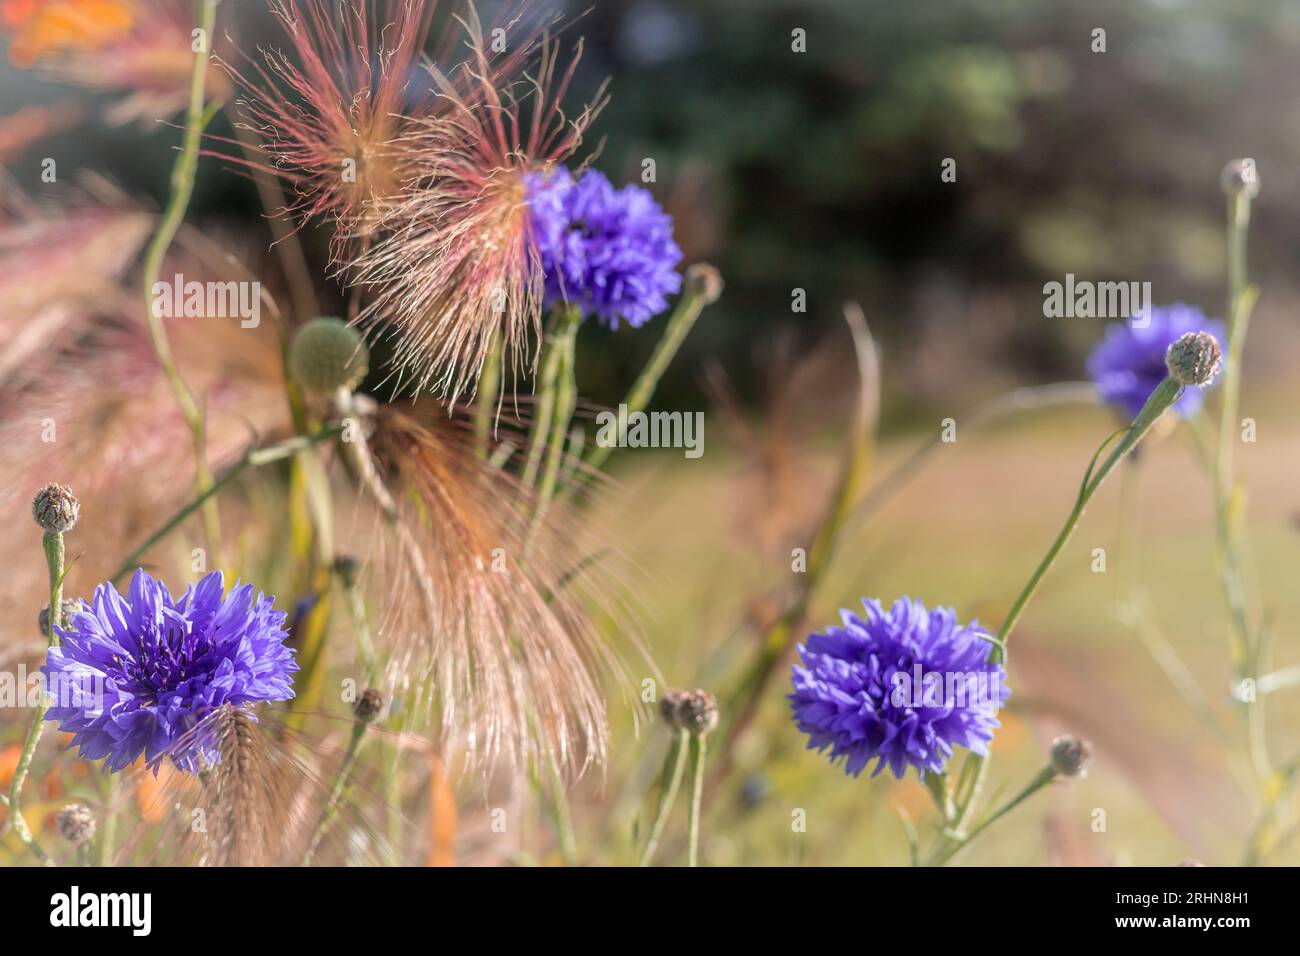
577,352,1300,866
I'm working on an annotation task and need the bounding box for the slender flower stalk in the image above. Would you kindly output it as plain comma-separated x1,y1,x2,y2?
523,306,581,488
533,308,582,524
940,372,1191,859
137,0,224,565
474,329,504,459
109,426,342,585
638,727,689,866
1216,160,1266,781
303,690,383,865
5,484,81,865
687,733,707,868
577,264,722,482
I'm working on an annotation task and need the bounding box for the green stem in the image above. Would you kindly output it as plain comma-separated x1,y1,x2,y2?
475,329,503,459
931,765,1057,866
578,286,711,481
522,307,578,487
534,312,580,524
545,753,579,866
687,733,708,867
5,531,68,865
139,0,224,566
302,718,367,865
638,728,689,866
943,377,1183,854
110,427,341,585
1217,185,1266,782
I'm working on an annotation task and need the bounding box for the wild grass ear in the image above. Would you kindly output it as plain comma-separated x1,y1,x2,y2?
116,704,395,866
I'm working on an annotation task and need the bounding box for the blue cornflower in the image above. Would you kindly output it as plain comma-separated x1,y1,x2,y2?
789,597,1009,779
1087,303,1226,419
525,167,683,329
42,568,297,774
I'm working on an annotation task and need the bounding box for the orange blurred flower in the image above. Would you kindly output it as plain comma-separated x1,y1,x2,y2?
2,0,135,68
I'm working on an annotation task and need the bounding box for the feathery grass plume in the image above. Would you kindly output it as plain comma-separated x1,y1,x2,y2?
0,197,152,381
1,0,231,124
118,705,391,865
356,400,637,777
0,240,291,641
353,9,607,402
219,0,439,260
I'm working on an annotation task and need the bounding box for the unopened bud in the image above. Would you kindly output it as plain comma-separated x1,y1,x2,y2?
290,317,369,393
685,263,724,305
1050,735,1092,778
1220,158,1259,199
660,687,718,736
354,688,384,723
1165,331,1223,387
32,483,80,533
57,803,97,846
39,599,80,637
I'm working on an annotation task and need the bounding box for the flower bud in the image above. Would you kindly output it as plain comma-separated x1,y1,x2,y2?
354,688,385,723
1220,158,1259,199
685,263,724,305
659,688,686,726
32,483,80,533
1165,331,1223,387
39,599,80,638
1050,734,1092,778
56,803,97,846
333,554,359,586
660,687,718,736
289,317,370,393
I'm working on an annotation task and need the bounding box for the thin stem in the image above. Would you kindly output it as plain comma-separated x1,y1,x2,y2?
544,753,578,866
474,329,503,459
931,765,1057,866
1217,185,1266,781
110,427,341,585
302,718,367,865
638,728,689,866
577,286,712,482
533,312,579,527
4,530,68,865
139,0,224,565
687,733,708,867
522,307,579,487
944,377,1182,853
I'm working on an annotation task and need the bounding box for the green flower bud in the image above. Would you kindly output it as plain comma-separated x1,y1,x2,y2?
289,317,369,393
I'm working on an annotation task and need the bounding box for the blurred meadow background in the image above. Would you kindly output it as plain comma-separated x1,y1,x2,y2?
3,0,1300,866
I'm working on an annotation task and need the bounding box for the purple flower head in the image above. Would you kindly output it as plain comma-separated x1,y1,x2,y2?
525,167,683,329
42,568,297,774
1087,303,1226,419
789,597,1009,779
